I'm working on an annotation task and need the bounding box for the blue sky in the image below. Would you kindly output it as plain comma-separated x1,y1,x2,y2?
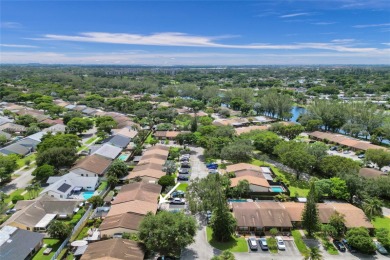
1,0,389,65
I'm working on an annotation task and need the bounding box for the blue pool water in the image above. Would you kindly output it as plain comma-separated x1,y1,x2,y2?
118,154,129,161
270,187,284,192
228,199,248,203
83,191,95,200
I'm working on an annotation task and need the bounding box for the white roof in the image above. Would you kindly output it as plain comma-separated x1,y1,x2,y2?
92,143,122,160
26,131,45,142
44,124,67,133
0,226,17,246
35,214,56,228
261,167,272,174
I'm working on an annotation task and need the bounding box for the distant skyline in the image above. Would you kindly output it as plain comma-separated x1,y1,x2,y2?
1,0,390,65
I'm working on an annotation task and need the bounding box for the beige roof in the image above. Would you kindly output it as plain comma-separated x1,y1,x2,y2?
138,157,166,166
235,169,265,178
143,149,169,157
71,154,112,176
113,128,138,139
128,169,165,180
226,163,263,173
81,239,144,260
359,168,387,178
280,202,305,222
133,162,163,172
99,212,145,232
107,200,158,217
235,125,270,135
146,144,170,151
112,182,161,205
230,176,270,188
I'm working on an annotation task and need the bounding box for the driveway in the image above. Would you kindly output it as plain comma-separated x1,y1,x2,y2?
0,166,35,194
189,146,209,180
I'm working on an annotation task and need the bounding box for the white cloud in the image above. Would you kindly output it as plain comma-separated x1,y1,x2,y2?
0,44,38,48
30,32,383,53
311,22,336,25
279,13,310,18
382,43,390,46
331,39,355,44
0,22,22,29
353,23,390,28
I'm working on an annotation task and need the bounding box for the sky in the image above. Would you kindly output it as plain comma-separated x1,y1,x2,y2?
1,0,390,65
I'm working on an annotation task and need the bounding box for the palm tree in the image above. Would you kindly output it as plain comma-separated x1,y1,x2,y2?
362,197,383,219
304,246,323,260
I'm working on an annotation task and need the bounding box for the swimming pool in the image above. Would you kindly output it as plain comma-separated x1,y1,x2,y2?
228,199,249,203
118,154,129,161
82,191,95,200
270,186,284,192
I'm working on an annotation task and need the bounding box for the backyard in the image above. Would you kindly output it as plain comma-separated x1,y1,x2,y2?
372,217,390,238
206,227,248,252
33,238,62,260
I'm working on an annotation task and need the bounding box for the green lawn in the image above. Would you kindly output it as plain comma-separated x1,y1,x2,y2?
292,230,309,255
372,217,390,238
77,145,87,152
318,235,339,255
97,181,108,192
206,227,248,252
144,133,153,144
33,238,62,260
85,136,98,145
16,153,36,169
289,186,310,198
5,188,25,204
177,183,188,192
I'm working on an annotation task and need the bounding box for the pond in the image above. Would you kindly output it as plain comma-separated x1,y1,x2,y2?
290,106,306,123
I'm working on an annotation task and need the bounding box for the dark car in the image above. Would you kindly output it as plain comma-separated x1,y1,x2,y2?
181,163,191,169
330,146,338,151
259,238,268,250
248,238,258,251
5,209,16,215
177,176,189,181
179,168,190,174
333,240,346,252
341,239,356,253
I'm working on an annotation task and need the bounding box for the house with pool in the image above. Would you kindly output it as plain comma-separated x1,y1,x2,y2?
41,172,99,200
225,163,289,199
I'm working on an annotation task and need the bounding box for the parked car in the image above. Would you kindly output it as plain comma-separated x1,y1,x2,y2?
375,241,389,255
113,233,123,238
171,191,185,198
181,163,191,169
208,169,218,174
333,240,346,252
276,236,286,250
206,210,212,219
170,198,185,205
177,176,189,181
5,209,16,215
357,154,365,159
179,168,190,174
206,163,218,169
330,146,338,151
248,238,258,251
259,237,268,250
341,239,356,253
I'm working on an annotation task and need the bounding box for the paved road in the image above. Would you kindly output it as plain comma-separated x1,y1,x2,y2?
189,146,209,180
0,166,35,194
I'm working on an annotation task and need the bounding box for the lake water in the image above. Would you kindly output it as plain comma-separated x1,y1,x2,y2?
290,106,306,123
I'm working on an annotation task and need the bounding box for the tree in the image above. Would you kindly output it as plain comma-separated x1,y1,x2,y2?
209,203,237,242
321,224,337,238
67,117,93,134
211,250,235,260
47,220,72,239
220,141,253,163
329,177,349,200
32,164,55,181
37,133,80,152
365,149,390,170
87,196,103,208
0,134,7,146
107,175,119,188
107,160,128,178
11,194,24,204
36,147,77,169
163,160,177,175
252,131,281,154
279,148,315,179
97,120,118,134
319,156,360,177
15,114,38,127
345,227,376,254
329,212,345,238
302,181,320,237
158,175,175,189
232,180,250,198
139,211,197,257
376,228,390,248
0,154,18,182
362,197,383,219
304,246,323,260
270,228,279,237
306,142,328,170
63,111,84,125
274,124,305,140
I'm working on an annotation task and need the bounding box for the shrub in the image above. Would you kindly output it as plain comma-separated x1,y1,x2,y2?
11,194,24,204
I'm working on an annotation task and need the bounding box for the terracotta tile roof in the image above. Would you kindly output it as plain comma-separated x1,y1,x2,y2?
112,182,161,205
107,200,158,217
234,170,265,178
146,145,170,151
133,162,163,172
143,149,169,157
138,157,166,166
128,169,165,180
71,154,112,176
99,212,145,232
230,176,270,188
317,204,336,223
226,163,263,173
280,202,305,222
80,239,145,260
359,168,387,178
328,203,373,229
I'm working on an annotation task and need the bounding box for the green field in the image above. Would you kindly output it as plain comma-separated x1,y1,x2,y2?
206,227,248,252
33,239,62,260
292,230,309,255
85,136,98,144
372,217,390,238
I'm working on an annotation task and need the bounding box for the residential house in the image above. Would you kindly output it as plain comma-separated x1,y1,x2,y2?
0,122,27,133
128,162,165,182
3,195,81,232
70,154,112,177
0,226,45,260
235,125,270,135
112,127,138,139
103,135,131,149
80,239,145,260
41,172,99,199
0,143,32,156
99,212,145,237
153,130,181,140
43,123,67,133
92,143,122,160
359,168,388,179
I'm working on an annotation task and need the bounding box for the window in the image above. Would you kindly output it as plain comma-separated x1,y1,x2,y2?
81,174,84,176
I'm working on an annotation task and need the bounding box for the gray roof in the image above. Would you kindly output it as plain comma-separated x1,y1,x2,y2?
43,172,99,196
17,138,40,148
0,131,11,140
26,131,45,142
0,227,44,260
0,143,31,156
44,124,67,133
82,107,96,115
103,135,131,148
65,104,76,110
92,143,122,160
0,117,12,126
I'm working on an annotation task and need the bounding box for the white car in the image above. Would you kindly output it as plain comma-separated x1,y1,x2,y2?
276,236,286,250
